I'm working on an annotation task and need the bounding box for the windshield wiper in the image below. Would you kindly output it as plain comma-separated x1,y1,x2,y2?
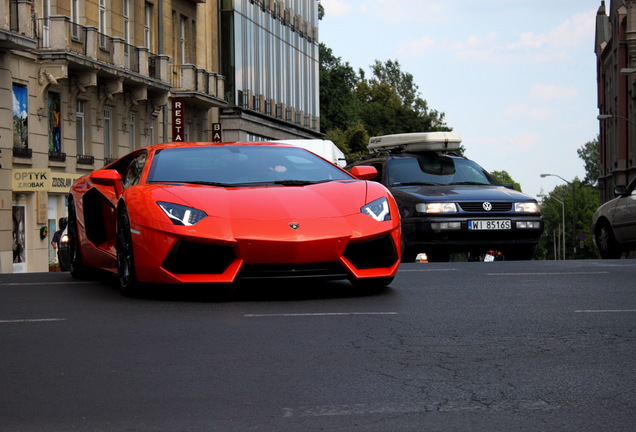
271,179,327,186
182,180,236,187
448,181,490,185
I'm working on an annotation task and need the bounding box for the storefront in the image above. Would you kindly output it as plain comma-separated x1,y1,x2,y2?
11,169,81,273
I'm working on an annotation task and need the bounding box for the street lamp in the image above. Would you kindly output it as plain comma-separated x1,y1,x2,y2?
597,113,636,127
540,173,577,258
537,193,565,260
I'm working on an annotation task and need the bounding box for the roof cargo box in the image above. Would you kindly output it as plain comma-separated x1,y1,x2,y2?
368,132,462,153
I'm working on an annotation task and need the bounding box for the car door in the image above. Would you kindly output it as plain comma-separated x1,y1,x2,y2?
612,178,636,242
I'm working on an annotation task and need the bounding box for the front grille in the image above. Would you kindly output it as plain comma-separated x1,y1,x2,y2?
238,262,349,280
344,235,398,269
458,202,512,212
162,241,235,274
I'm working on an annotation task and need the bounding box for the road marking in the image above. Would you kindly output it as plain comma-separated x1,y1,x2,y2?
0,318,67,323
487,271,609,276
399,268,459,272
282,399,558,417
0,281,93,286
575,309,636,313
244,312,398,318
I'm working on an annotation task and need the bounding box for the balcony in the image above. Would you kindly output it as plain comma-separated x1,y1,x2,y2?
13,147,32,159
171,64,227,108
35,16,171,90
0,0,37,51
48,151,67,162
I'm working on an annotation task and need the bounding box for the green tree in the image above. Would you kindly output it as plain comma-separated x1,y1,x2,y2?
577,135,600,188
490,170,521,192
319,43,359,133
537,180,600,260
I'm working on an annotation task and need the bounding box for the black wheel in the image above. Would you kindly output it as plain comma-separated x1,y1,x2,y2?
596,222,622,259
67,198,87,278
117,207,142,296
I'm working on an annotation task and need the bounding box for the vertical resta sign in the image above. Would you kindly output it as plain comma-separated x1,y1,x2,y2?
172,99,185,141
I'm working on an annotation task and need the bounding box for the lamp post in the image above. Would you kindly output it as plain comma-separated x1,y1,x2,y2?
537,194,565,260
597,113,636,127
540,173,576,258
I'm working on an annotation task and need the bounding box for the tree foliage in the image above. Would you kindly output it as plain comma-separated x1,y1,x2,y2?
537,180,600,260
577,135,600,188
319,40,450,158
490,170,521,192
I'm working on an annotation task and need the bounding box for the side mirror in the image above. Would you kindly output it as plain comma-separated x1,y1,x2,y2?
614,185,627,197
350,165,378,180
90,169,123,195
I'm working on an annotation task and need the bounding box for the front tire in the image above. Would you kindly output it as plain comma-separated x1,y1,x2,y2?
67,198,87,278
117,207,142,296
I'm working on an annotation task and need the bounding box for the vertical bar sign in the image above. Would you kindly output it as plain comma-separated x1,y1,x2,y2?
212,123,222,142
172,99,184,141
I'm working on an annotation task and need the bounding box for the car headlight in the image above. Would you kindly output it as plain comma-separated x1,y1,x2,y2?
361,197,391,221
158,201,207,226
417,202,458,213
514,202,540,213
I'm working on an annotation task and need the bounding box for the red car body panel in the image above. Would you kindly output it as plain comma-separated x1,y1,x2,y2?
68,142,401,286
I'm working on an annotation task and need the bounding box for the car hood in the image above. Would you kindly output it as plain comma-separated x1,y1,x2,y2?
390,184,536,202
149,180,370,219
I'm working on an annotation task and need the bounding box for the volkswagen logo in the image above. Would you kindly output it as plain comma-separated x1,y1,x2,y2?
289,223,299,230
482,202,493,211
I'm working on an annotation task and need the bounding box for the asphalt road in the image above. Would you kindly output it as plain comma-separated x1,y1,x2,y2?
1,259,635,432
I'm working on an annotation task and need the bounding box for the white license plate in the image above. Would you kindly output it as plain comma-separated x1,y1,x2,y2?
468,220,511,230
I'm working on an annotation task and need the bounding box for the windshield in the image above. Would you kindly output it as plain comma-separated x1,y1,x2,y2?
147,145,353,186
387,155,498,187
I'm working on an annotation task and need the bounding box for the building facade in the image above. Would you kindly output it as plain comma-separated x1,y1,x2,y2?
595,0,636,202
0,0,321,273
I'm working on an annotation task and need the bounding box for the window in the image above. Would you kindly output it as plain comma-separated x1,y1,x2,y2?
48,93,62,153
43,0,51,46
12,84,29,151
71,0,80,39
99,0,108,48
103,108,113,160
123,0,131,68
76,101,85,155
129,112,136,151
180,15,187,64
144,3,152,50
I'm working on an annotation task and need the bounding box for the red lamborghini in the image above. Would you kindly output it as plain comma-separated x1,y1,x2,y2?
66,142,401,295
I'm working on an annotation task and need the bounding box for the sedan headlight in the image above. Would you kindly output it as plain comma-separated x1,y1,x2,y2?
514,202,540,213
158,201,207,226
417,202,458,213
361,197,391,221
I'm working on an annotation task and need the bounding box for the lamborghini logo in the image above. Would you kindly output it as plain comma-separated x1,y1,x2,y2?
289,223,299,230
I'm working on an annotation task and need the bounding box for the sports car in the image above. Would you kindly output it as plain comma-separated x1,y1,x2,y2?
66,142,401,295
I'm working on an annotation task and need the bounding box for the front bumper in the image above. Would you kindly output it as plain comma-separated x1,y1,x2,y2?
402,216,544,253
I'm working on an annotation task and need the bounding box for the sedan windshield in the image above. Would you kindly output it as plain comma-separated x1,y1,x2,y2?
147,145,353,186
387,156,498,187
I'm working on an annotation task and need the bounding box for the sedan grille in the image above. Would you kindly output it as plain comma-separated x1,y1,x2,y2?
238,262,349,280
344,235,398,269
163,241,235,274
458,202,512,212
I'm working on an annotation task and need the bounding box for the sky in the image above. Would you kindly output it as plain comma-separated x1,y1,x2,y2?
317,0,601,199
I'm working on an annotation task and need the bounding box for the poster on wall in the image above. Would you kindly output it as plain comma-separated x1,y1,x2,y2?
48,92,61,153
13,85,29,149
12,205,26,273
